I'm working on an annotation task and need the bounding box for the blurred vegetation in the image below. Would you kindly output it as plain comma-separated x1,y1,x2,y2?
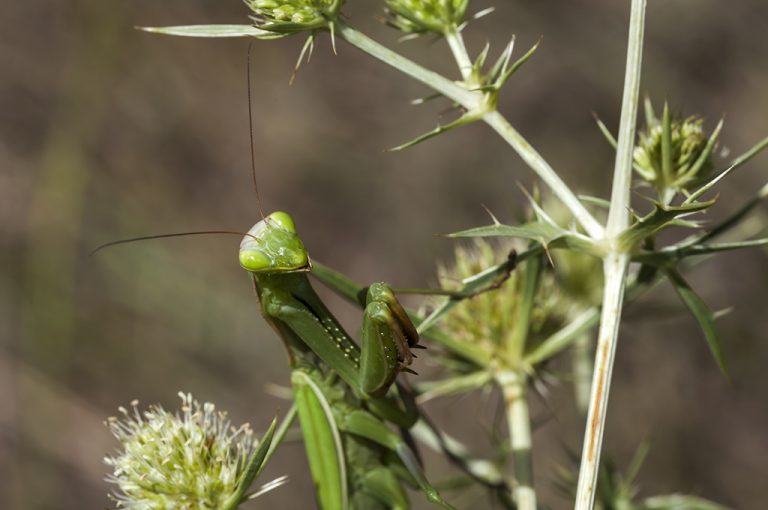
2,0,768,508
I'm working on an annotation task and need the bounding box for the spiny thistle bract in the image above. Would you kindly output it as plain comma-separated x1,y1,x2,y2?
386,0,469,35
633,102,720,195
245,0,343,35
104,392,280,510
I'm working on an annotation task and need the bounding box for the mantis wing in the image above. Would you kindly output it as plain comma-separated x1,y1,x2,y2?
292,370,348,510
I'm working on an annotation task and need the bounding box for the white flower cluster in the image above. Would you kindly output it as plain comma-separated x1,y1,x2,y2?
104,392,258,510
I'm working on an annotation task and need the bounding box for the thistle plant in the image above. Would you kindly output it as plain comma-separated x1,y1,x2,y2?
385,0,469,35
104,393,284,510
633,104,719,196
245,0,343,36
111,1,768,509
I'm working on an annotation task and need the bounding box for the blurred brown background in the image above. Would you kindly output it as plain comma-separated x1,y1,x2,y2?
2,0,768,508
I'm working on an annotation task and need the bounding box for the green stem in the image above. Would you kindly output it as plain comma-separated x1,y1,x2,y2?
575,1,646,509
482,111,604,239
605,1,646,237
444,27,473,82
509,256,541,359
497,371,536,510
336,22,478,108
335,22,604,240
572,331,593,416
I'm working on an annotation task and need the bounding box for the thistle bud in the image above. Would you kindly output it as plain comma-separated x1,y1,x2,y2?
633,102,720,194
245,0,344,35
385,0,469,35
104,393,279,509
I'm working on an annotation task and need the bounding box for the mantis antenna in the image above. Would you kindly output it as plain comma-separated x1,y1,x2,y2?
93,45,269,256
91,230,258,256
246,40,266,221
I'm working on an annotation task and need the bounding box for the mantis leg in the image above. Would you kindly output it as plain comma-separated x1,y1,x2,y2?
341,409,456,510
359,467,410,510
264,284,419,428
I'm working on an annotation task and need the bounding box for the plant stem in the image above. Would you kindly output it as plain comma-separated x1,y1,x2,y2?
605,0,646,237
574,252,629,509
572,330,593,416
445,28,473,81
498,371,536,510
483,111,605,239
575,1,646,509
335,22,604,240
336,22,478,108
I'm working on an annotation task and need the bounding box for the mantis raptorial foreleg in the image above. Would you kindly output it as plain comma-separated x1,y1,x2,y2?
240,211,455,509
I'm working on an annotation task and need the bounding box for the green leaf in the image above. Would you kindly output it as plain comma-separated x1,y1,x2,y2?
139,24,285,39
524,308,599,365
643,96,658,127
221,416,279,510
389,112,480,151
579,194,611,209
238,418,277,491
594,114,618,150
449,221,598,258
633,238,768,267
677,118,723,185
641,494,730,510
416,371,494,402
728,134,768,169
664,269,728,377
494,39,540,89
619,199,715,252
661,102,674,187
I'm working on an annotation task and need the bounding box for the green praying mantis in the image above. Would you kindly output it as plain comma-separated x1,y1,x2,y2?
238,210,455,509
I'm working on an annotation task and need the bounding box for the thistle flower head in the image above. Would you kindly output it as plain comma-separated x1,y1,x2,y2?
105,392,276,510
245,0,343,35
386,0,469,35
436,239,564,367
633,102,719,194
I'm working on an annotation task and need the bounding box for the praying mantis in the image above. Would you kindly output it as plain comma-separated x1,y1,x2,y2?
239,210,455,509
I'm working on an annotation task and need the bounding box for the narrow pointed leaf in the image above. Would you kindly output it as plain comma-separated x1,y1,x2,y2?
634,238,768,266
619,199,715,251
389,113,479,151
643,96,658,127
684,161,736,206
664,269,728,377
728,134,768,169
495,39,540,88
489,37,515,84
139,24,283,39
579,194,611,209
238,418,277,491
594,115,618,149
524,308,599,365
642,494,730,510
679,118,723,183
416,371,494,402
661,102,673,187
221,417,279,510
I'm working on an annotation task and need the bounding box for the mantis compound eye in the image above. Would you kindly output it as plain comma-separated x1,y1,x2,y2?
267,211,297,233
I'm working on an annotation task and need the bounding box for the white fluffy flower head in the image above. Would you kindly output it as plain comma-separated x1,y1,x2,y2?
105,392,262,509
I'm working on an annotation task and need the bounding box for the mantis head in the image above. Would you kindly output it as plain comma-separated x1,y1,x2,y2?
239,211,310,274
